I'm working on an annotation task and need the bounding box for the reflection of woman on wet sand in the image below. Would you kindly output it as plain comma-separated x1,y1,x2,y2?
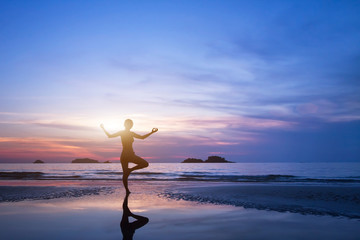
121,192,149,240
101,119,158,193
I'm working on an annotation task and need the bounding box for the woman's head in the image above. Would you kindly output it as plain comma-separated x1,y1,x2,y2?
124,119,133,130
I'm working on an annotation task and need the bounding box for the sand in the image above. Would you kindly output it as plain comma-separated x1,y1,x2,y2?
0,180,359,240
162,182,360,219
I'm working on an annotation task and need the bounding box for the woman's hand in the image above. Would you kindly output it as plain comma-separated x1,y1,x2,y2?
151,128,158,133
100,123,105,129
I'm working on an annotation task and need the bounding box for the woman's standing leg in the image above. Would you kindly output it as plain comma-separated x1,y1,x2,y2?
121,160,131,193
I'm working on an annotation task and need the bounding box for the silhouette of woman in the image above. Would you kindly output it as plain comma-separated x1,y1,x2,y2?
120,192,149,240
100,119,158,193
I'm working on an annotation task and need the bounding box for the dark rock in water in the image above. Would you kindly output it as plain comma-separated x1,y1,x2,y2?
104,161,111,163
33,160,44,164
182,158,204,163
181,156,233,163
72,158,99,163
205,156,232,163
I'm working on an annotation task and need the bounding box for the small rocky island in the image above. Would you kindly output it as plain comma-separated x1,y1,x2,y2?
182,156,233,163
182,158,204,163
72,158,99,163
33,160,44,164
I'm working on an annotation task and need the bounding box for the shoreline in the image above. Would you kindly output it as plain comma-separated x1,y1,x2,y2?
1,180,359,219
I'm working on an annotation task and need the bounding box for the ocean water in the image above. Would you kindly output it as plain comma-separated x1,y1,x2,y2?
1,162,360,184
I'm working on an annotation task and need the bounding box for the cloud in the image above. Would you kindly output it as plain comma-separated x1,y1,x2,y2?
1,1,360,163
33,122,92,131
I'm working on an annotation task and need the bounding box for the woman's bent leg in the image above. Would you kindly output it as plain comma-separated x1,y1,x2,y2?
129,155,149,172
121,155,148,193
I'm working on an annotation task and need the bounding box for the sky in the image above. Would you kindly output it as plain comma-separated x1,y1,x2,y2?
0,0,359,163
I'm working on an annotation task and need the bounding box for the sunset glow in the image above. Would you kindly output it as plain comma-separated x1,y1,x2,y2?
0,1,359,163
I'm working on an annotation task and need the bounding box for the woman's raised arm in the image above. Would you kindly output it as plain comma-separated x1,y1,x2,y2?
100,124,121,138
133,128,158,140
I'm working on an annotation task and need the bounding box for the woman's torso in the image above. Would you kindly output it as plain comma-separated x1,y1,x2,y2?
120,130,134,154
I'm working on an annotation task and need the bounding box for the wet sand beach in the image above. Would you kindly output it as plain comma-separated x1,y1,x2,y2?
0,180,359,240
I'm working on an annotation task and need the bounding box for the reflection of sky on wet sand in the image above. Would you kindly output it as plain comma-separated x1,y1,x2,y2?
1,183,360,240
1,188,238,240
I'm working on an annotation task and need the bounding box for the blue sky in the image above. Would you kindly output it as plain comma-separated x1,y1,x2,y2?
0,0,359,162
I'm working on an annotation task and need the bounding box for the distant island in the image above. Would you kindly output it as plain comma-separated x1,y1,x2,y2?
33,160,44,164
182,158,203,163
71,158,113,163
182,156,233,163
72,158,99,163
205,156,233,163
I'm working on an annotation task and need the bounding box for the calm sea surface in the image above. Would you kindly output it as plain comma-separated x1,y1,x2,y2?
1,162,360,184
0,163,360,183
